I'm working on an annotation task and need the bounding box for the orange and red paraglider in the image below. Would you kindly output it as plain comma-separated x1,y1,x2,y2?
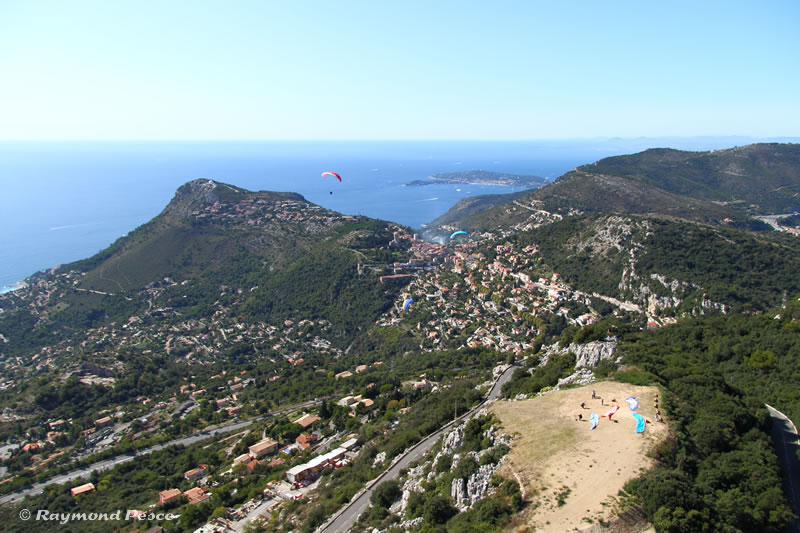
321,171,342,182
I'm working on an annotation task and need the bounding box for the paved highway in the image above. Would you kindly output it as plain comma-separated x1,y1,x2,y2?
766,404,800,533
320,365,518,533
0,398,326,506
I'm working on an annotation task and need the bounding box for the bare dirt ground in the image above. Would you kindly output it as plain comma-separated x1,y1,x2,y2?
490,381,667,533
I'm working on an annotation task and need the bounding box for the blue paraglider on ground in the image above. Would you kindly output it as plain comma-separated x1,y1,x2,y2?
633,413,646,433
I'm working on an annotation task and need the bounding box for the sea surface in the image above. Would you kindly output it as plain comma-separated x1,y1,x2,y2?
0,138,782,290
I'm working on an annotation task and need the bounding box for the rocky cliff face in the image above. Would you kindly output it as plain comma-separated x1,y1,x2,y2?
522,338,620,394
586,215,729,319
451,463,496,510
540,338,618,370
383,412,513,530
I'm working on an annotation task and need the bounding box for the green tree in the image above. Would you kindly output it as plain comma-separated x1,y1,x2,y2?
746,349,776,373
370,479,401,509
423,494,457,525
652,506,711,533
319,400,331,420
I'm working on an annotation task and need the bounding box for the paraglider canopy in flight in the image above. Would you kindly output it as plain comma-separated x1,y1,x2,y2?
321,171,342,182
449,230,469,240
403,298,414,312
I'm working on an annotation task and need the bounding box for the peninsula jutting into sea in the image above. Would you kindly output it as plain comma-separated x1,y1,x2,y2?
405,169,549,187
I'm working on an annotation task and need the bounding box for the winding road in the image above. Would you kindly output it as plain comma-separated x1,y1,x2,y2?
766,404,800,533
0,398,329,506
1,364,519,531
319,365,518,533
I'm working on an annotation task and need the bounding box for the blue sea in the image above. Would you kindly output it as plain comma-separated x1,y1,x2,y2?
0,138,779,290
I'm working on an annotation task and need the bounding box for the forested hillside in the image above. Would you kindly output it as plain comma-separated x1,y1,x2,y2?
427,143,800,233
615,298,800,532
0,179,414,441
0,180,408,356
589,144,800,213
509,214,800,315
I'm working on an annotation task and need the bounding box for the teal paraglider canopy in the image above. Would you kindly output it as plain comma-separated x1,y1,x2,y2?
633,413,646,433
403,298,414,312
449,230,469,240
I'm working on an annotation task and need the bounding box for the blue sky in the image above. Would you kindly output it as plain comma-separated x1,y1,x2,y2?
1,1,798,140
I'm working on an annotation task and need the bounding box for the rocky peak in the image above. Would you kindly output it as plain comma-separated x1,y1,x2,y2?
161,179,306,220
163,179,242,218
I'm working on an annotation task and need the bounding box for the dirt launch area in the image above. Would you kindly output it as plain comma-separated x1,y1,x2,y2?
490,381,666,532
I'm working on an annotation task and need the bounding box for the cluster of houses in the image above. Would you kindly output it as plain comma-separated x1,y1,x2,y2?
380,240,615,354
67,463,213,507
379,230,447,283
155,464,213,506
142,414,330,511
337,395,375,410
230,413,322,471
159,486,211,506
189,194,360,229
222,412,364,489
333,360,383,380
285,437,360,486
0,262,346,400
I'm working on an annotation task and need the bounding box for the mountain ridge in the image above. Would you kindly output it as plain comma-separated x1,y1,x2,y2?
427,143,800,233
0,179,414,369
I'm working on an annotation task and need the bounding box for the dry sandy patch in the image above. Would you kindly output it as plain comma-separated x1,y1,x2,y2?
490,381,666,532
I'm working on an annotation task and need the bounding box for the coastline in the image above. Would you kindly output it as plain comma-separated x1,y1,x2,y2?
0,282,26,295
